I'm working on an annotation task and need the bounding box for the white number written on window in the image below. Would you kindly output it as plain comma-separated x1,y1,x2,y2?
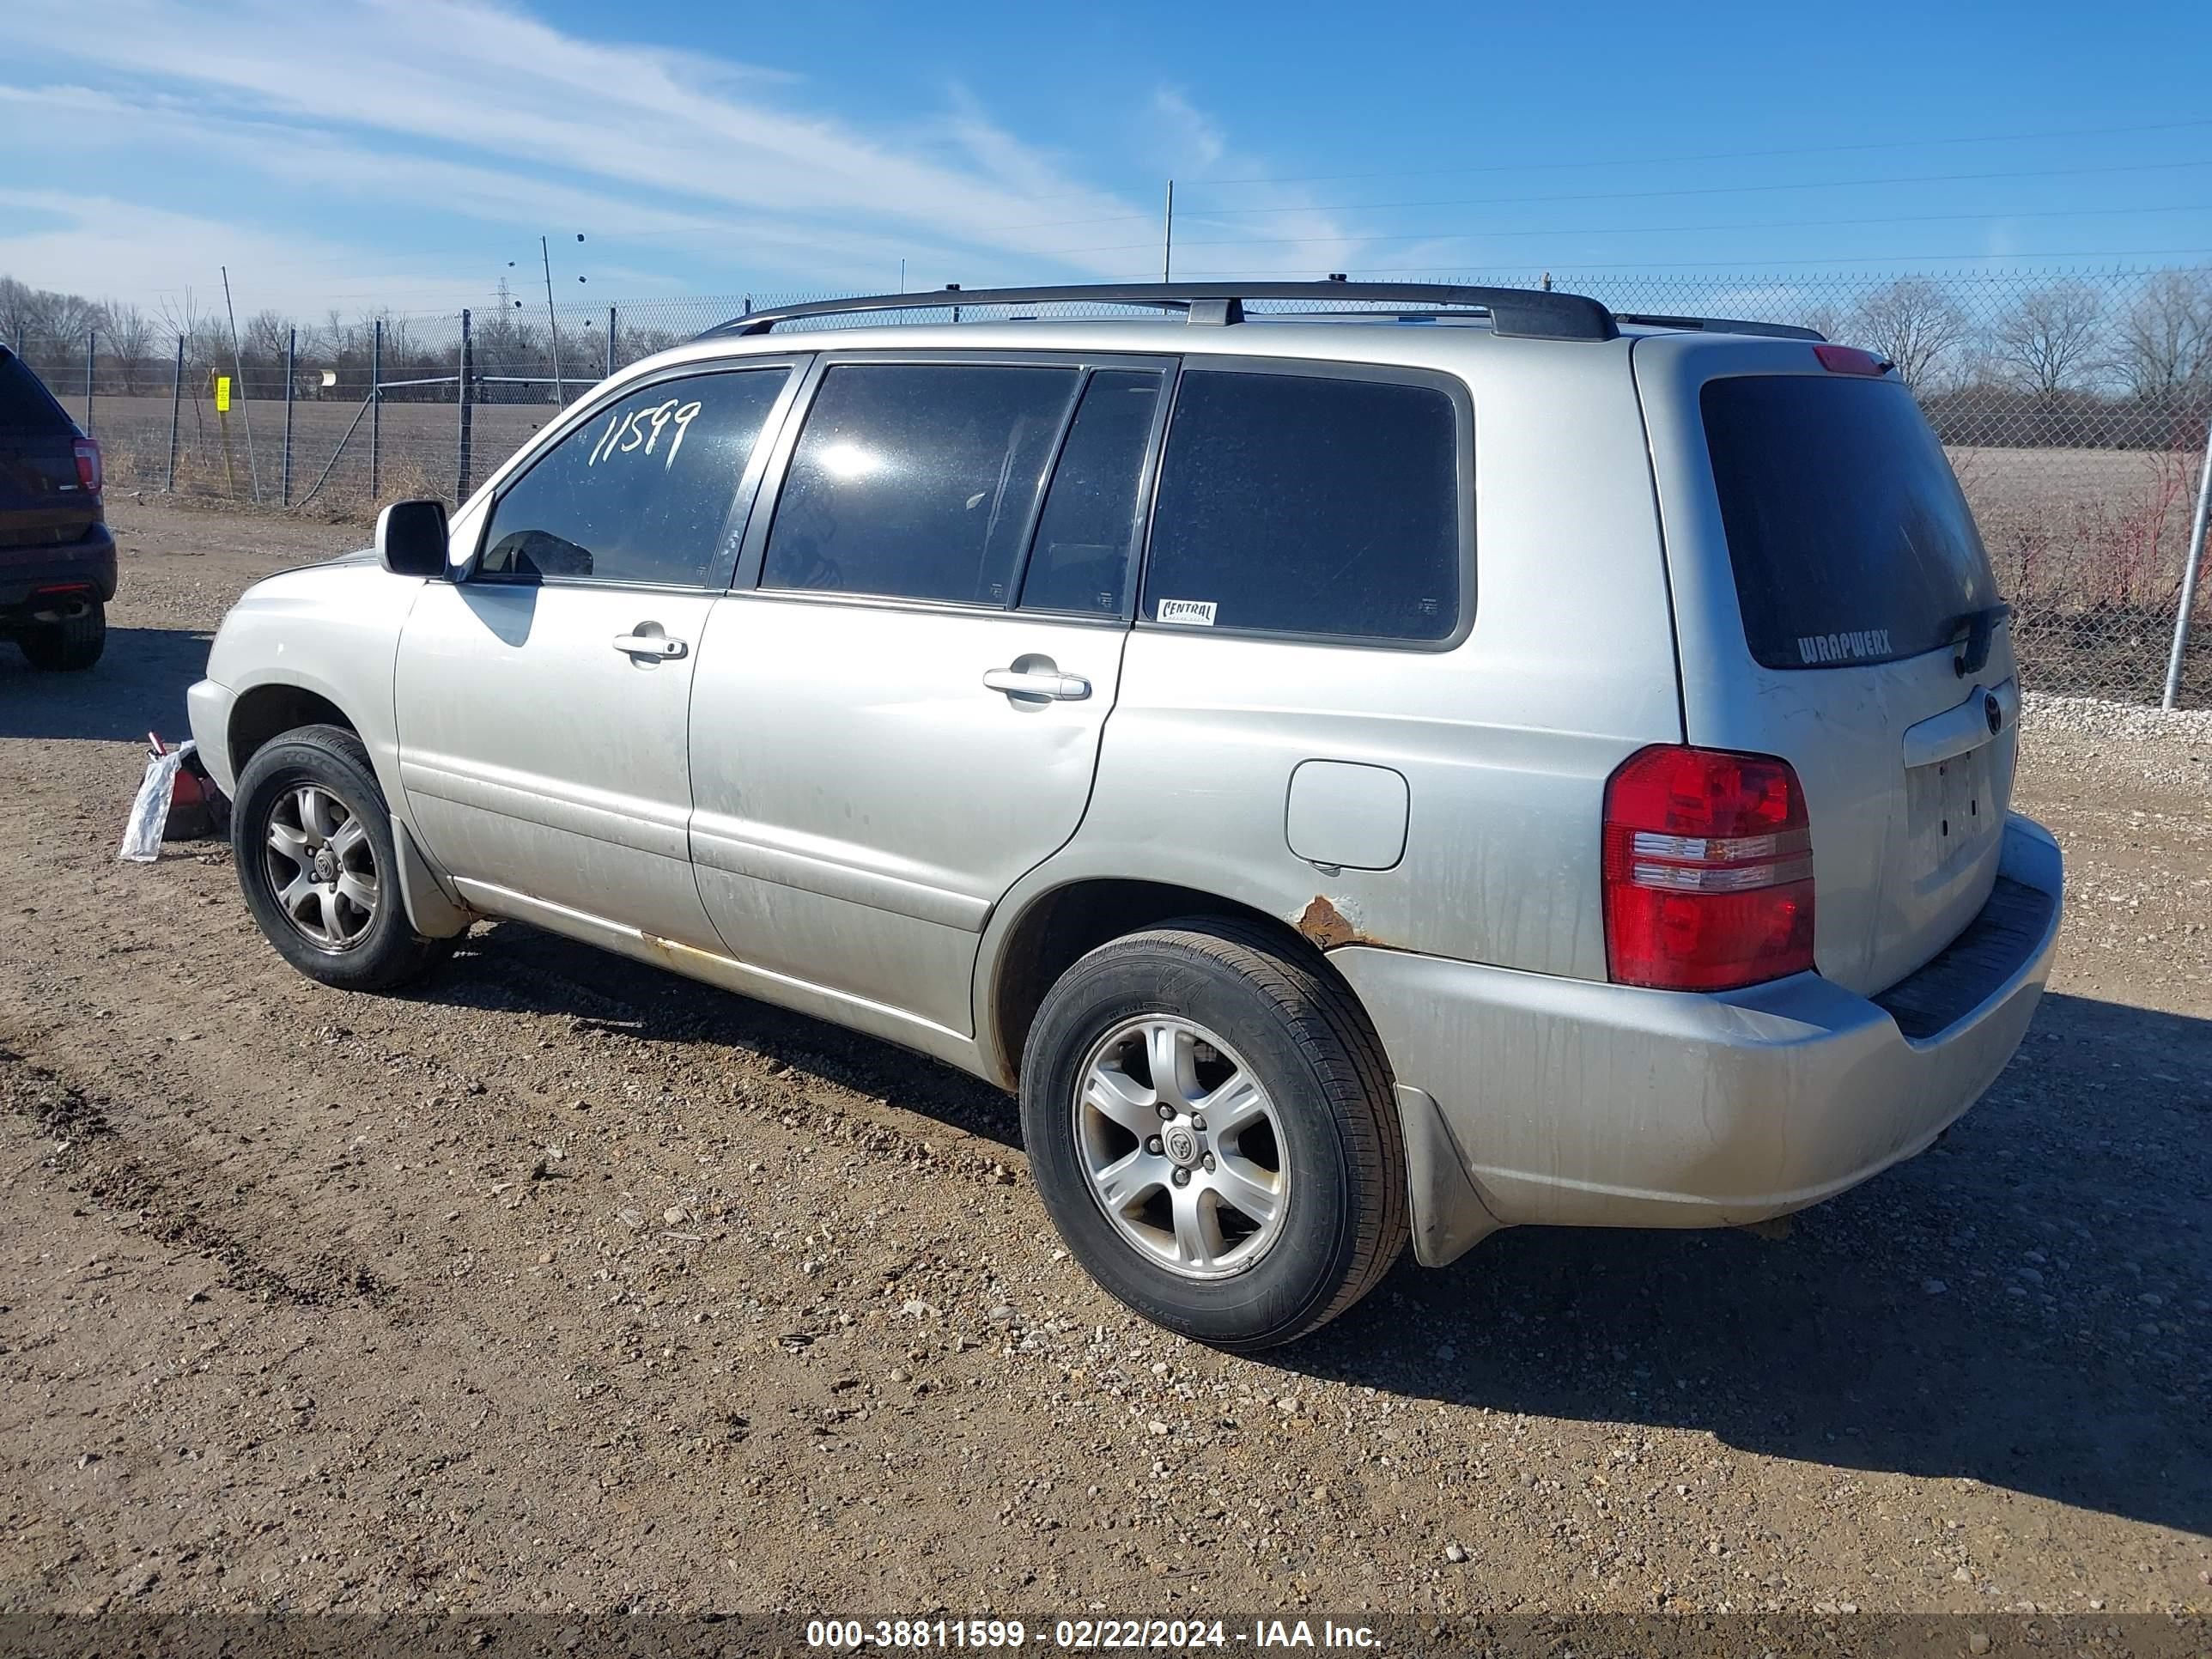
587,397,704,470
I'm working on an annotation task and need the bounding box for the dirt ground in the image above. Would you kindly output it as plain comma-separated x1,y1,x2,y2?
1,497,2207,1623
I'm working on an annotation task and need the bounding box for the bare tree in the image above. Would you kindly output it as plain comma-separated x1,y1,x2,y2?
100,301,158,394
1801,301,1846,346
1992,282,2106,399
2113,270,2212,405
0,277,34,352
0,278,99,359
1845,277,1970,390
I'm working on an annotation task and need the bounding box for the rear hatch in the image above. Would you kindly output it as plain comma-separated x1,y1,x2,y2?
1635,334,2016,997
0,348,97,550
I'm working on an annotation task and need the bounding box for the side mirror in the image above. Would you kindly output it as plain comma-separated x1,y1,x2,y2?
375,499,451,579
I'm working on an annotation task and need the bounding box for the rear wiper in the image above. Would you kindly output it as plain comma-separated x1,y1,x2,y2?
1948,603,2012,678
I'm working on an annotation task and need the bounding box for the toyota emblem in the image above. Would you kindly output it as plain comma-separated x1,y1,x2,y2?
1984,693,2002,735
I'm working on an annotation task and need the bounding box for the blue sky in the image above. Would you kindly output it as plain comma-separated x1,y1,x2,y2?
3,0,2209,320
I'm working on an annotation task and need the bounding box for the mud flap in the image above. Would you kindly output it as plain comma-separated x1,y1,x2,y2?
1397,1083,1505,1267
394,820,474,939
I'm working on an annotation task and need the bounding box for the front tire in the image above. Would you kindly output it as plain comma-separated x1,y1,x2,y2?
19,599,105,671
231,724,452,993
1019,917,1408,1351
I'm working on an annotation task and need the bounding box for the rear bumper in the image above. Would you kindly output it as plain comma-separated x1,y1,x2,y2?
1334,813,2063,1261
0,523,118,609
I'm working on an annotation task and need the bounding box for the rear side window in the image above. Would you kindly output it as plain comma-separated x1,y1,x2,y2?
1702,375,2001,670
1142,369,1461,642
479,368,788,586
764,363,1079,605
0,352,73,435
1018,368,1163,616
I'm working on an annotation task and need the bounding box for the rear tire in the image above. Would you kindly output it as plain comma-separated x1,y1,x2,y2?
20,599,105,671
1019,917,1408,1351
232,723,453,993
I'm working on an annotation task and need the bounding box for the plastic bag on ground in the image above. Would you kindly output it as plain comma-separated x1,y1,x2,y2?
119,741,194,863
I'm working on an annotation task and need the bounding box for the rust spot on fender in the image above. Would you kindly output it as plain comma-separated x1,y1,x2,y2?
1297,896,1364,951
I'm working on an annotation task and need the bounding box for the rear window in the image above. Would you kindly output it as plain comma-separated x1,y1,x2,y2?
0,352,73,436
1701,374,1999,670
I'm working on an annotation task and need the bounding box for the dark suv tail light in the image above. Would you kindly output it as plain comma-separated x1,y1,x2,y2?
1601,745,1816,992
73,436,102,494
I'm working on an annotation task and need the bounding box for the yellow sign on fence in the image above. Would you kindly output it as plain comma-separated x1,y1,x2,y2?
215,375,231,413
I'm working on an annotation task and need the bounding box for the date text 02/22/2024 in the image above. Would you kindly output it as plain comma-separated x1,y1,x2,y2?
803,1619,1382,1650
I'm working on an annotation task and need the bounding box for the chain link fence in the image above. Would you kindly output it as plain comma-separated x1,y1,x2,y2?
9,266,2209,707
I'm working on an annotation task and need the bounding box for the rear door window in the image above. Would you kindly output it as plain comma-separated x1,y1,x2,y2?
1141,368,1462,642
0,352,74,435
1701,374,2001,670
763,363,1080,605
477,367,789,587
1018,368,1163,617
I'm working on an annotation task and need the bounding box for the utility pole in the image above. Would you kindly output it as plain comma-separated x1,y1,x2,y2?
540,234,565,405
369,319,383,500
1163,180,1175,283
220,264,261,502
281,325,295,506
165,331,182,492
457,308,475,502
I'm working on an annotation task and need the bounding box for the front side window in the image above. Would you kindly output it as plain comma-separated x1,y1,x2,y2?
763,363,1079,605
477,368,788,587
1142,369,1462,641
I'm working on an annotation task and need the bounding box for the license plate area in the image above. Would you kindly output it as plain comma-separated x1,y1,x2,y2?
1905,744,1998,885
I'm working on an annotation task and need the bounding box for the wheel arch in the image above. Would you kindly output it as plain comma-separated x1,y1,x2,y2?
226,682,359,781
981,877,1361,1091
225,681,472,941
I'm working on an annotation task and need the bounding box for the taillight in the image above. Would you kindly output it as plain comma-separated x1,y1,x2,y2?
1601,744,1816,992
1813,343,1888,377
73,436,102,494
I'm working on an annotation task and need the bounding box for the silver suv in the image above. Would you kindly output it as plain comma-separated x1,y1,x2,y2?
189,282,2063,1350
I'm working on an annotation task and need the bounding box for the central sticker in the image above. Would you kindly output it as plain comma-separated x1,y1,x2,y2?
1157,599,1218,626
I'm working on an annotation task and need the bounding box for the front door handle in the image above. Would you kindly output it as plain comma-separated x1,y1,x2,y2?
614,631,688,661
984,666,1090,702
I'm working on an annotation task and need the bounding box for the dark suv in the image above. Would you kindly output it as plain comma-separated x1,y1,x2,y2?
1,343,112,671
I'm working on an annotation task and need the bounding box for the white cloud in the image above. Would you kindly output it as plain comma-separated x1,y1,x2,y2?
0,190,492,318
3,1,1382,306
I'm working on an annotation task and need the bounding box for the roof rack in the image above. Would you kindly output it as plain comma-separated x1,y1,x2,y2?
1615,312,1826,342
702,282,1621,343
696,283,1830,348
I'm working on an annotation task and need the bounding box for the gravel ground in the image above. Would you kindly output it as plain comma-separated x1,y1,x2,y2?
0,498,2206,1621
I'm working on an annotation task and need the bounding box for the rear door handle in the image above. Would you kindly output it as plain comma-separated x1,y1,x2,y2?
983,666,1090,702
614,632,688,660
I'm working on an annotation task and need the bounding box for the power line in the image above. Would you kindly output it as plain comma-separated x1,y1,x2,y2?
1168,155,2212,221
1168,246,2212,276
1188,115,2212,189
985,155,2212,236
1047,199,2212,257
